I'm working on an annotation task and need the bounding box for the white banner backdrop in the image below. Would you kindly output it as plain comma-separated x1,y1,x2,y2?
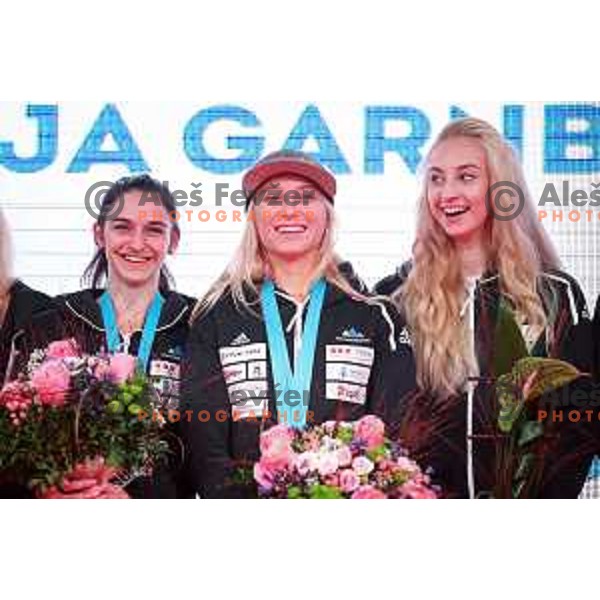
0,101,598,306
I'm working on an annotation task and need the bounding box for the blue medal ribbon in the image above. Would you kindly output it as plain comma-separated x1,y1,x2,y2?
99,290,164,373
261,278,327,429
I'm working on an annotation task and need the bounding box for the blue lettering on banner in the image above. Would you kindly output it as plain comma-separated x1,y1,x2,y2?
183,105,263,174
545,104,600,174
0,104,58,173
68,103,148,173
1,103,599,176
283,104,351,174
364,106,430,175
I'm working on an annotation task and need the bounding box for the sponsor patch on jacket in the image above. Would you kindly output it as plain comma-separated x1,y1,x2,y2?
325,344,374,367
326,382,367,405
230,332,251,346
219,342,267,366
398,326,412,346
335,326,371,344
149,359,181,410
326,362,371,385
247,360,268,379
223,363,247,384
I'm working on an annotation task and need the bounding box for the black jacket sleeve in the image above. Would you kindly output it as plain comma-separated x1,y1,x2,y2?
372,261,412,297
181,312,235,499
594,295,600,382
538,272,598,497
366,299,419,440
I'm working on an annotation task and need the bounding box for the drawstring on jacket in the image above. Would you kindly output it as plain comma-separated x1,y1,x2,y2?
463,277,478,500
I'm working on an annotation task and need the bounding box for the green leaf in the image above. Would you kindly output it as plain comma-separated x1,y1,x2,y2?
515,452,536,481
520,358,583,402
336,426,354,444
308,484,344,499
498,401,524,433
287,486,303,499
517,421,544,447
366,444,388,463
107,400,123,414
127,403,143,416
492,298,530,378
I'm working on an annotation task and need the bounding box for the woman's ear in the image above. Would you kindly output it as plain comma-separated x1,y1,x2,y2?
93,223,105,248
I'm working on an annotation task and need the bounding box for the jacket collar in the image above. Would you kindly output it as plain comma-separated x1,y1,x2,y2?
62,288,191,333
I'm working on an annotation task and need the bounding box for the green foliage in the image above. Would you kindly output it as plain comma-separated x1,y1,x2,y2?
0,373,167,492
308,484,344,499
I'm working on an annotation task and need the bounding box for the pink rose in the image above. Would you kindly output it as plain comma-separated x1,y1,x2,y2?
108,353,137,384
351,485,387,499
339,469,360,493
317,452,339,477
254,461,277,490
31,360,71,407
355,415,386,450
401,480,437,499
337,446,353,468
396,456,420,474
259,424,295,471
45,339,80,360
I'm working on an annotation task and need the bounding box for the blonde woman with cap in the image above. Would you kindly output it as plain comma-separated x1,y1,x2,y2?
375,117,597,499
182,150,417,498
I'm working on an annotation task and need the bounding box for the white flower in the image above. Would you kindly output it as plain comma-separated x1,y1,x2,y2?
295,452,319,476
318,452,340,477
352,456,375,476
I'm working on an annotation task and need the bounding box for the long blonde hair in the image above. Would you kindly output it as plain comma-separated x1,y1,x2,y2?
191,200,365,321
0,208,13,297
396,117,559,398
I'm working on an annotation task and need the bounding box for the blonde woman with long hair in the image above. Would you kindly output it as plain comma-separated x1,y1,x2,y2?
0,209,55,498
0,209,53,386
375,117,596,498
182,150,417,498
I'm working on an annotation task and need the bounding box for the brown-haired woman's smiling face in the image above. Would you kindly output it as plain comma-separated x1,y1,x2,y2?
95,190,178,288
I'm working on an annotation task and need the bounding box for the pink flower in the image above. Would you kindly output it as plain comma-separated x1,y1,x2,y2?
45,338,80,359
396,456,419,473
254,461,277,490
259,424,295,471
352,456,375,476
0,381,33,425
294,452,319,476
317,452,339,477
30,360,71,407
337,446,353,468
354,415,386,450
351,485,387,499
339,469,360,493
401,480,437,499
108,353,137,384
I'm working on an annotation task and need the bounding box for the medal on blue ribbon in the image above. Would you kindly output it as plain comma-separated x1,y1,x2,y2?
99,290,164,373
261,278,327,429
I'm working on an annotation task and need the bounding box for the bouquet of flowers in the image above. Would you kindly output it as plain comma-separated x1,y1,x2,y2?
254,415,438,499
0,339,169,498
